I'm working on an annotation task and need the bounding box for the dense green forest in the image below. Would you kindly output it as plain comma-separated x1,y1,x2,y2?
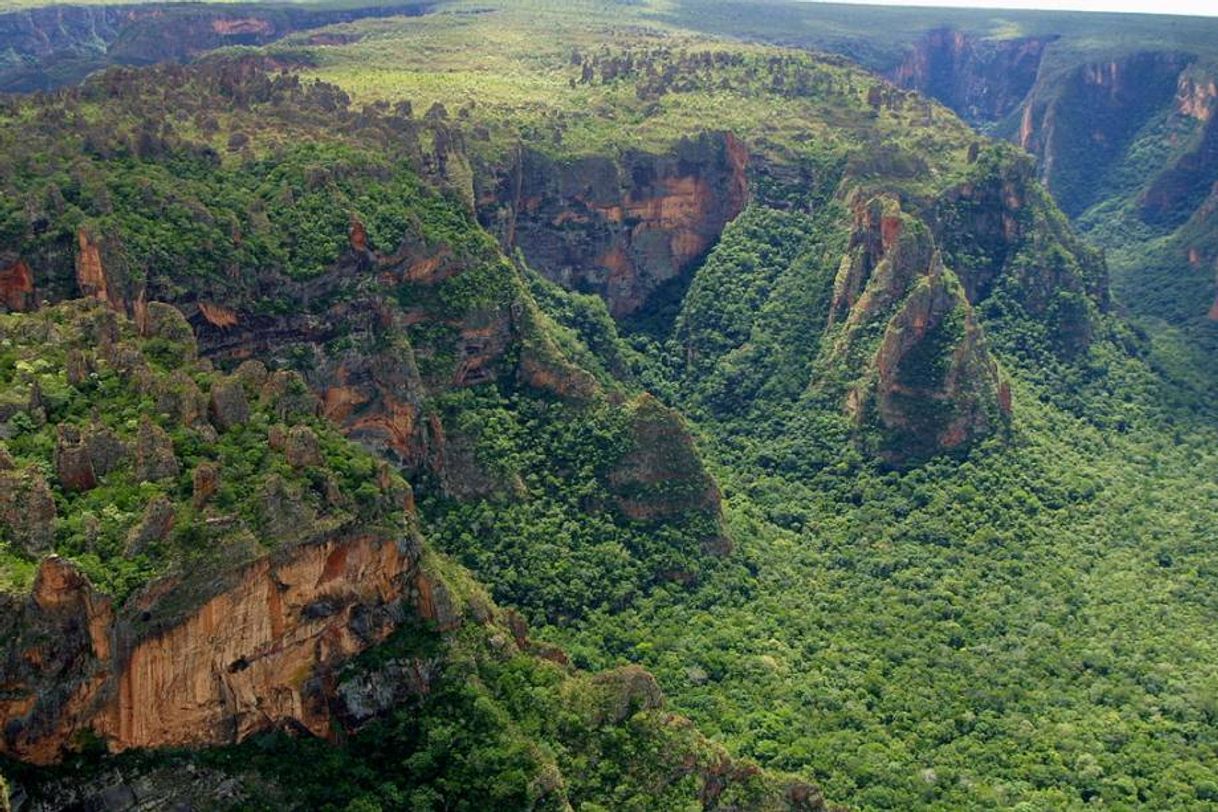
3,0,1218,810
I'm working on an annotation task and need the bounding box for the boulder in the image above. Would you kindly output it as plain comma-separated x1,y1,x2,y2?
285,425,323,469
54,424,97,492
135,416,179,482
208,378,249,432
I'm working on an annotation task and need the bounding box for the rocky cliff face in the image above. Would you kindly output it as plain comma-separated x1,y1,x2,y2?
480,132,748,317
1139,95,1218,228
1012,51,1193,217
890,27,1055,124
0,536,432,765
0,2,432,92
0,299,447,765
825,195,1008,463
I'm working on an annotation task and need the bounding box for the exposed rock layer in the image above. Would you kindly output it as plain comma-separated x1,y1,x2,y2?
890,27,1055,124
482,132,748,317
0,531,432,764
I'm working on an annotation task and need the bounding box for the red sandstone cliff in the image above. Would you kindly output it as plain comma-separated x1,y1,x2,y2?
481,132,748,317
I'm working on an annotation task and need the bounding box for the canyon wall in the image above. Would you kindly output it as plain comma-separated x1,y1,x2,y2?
480,132,748,317
1012,51,1193,217
889,27,1056,125
0,1,432,91
0,535,446,765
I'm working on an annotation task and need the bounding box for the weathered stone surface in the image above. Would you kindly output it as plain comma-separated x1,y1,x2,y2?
259,474,314,543
0,534,427,765
0,256,34,313
1014,51,1192,218
208,378,250,431
267,423,288,451
54,423,97,492
285,425,323,469
0,467,55,553
85,426,130,477
865,261,1005,461
415,573,459,632
135,416,179,483
933,153,1107,357
0,557,115,765
826,194,1009,464
193,461,220,508
75,229,125,311
155,370,207,427
16,762,267,812
483,131,748,317
335,657,441,728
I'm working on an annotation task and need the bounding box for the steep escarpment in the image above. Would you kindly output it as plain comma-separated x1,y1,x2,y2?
0,1,432,92
823,195,1007,463
0,60,730,626
890,27,1055,125
1138,89,1218,228
2,537,425,764
0,301,816,810
1012,51,1193,217
480,132,749,318
0,298,430,764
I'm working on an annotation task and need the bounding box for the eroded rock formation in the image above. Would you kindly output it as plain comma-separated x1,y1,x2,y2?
0,529,438,764
890,27,1055,124
825,194,1008,464
482,132,748,317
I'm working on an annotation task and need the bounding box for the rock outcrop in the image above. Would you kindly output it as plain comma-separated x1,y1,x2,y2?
1011,51,1192,217
0,531,430,764
890,28,1055,124
0,300,459,765
0,464,56,554
0,256,34,312
481,132,748,317
825,195,1008,463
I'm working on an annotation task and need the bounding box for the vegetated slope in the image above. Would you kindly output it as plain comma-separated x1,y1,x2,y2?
665,0,1218,392
3,0,1218,809
0,0,433,92
0,59,823,811
266,3,1218,808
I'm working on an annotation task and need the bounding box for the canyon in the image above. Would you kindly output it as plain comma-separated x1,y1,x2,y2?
3,2,1218,808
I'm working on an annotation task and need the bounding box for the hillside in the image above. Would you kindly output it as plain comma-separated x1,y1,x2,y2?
1,1,1218,810
0,51,817,811
665,0,1218,392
